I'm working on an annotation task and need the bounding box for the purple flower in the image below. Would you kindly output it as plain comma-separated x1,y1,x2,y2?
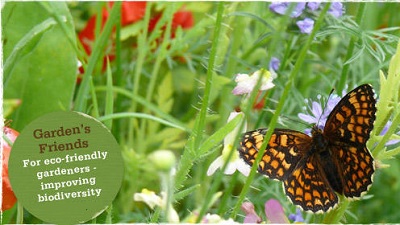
328,2,344,18
307,2,321,11
269,2,306,18
269,57,280,72
380,121,400,146
298,93,342,134
296,18,315,34
241,202,262,223
264,199,289,223
241,199,289,224
288,208,304,223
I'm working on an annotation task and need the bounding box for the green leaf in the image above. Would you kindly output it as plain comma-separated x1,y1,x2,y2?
3,2,77,130
3,99,21,118
157,72,174,114
197,113,242,157
209,72,232,104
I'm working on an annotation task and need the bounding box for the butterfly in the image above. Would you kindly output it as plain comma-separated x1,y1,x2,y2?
238,84,376,213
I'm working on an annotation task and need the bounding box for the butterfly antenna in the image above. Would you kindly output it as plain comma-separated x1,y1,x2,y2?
316,88,335,129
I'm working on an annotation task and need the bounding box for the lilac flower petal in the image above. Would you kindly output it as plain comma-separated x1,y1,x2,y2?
241,202,262,223
269,2,289,15
328,2,344,18
296,18,314,34
264,199,289,223
380,121,400,146
386,138,400,146
307,2,321,11
380,121,391,136
298,113,317,124
269,57,281,72
304,128,312,136
292,2,306,18
269,2,306,18
288,209,304,222
311,101,323,120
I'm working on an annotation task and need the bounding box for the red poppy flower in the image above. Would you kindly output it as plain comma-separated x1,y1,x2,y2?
110,1,147,26
2,127,19,211
77,2,194,79
148,8,194,34
172,10,194,30
78,8,109,55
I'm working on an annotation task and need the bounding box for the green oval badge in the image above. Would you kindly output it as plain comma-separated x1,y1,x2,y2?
9,111,124,224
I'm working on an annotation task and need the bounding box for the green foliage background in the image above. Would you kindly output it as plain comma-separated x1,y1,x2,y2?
2,2,400,224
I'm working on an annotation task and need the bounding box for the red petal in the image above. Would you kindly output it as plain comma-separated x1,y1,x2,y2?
120,1,147,26
2,127,19,211
172,10,194,29
78,9,109,54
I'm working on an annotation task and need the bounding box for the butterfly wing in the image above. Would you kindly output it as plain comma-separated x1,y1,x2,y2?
238,128,311,181
284,154,338,213
323,84,376,197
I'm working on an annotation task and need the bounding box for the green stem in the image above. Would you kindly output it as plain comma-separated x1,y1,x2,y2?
137,4,176,153
217,2,241,128
105,204,113,223
160,170,175,223
128,2,152,147
217,172,239,215
337,3,366,93
74,2,121,112
193,2,225,150
174,1,225,210
96,86,190,131
16,202,23,224
373,112,400,159
98,112,189,132
230,3,332,219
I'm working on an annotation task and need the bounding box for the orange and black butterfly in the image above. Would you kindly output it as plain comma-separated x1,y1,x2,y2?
238,84,376,213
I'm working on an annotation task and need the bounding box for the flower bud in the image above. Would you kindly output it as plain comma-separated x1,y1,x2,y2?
148,150,176,172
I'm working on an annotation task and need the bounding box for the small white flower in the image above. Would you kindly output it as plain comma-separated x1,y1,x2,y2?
134,189,180,223
207,112,250,176
203,213,239,224
232,69,276,95
133,188,162,209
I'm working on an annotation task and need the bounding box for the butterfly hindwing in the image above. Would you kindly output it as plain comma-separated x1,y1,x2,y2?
284,154,338,213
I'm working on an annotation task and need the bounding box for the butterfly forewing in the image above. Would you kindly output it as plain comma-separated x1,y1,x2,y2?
238,129,311,181
323,84,376,145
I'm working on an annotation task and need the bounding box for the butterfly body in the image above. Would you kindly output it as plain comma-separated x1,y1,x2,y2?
238,84,376,213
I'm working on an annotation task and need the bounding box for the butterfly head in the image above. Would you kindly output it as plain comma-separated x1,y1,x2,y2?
311,124,324,137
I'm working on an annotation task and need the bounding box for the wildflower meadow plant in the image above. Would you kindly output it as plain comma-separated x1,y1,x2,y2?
207,111,250,176
269,2,344,34
2,1,400,224
241,199,293,223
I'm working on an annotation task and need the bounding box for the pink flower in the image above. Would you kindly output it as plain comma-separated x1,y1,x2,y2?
232,69,276,96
